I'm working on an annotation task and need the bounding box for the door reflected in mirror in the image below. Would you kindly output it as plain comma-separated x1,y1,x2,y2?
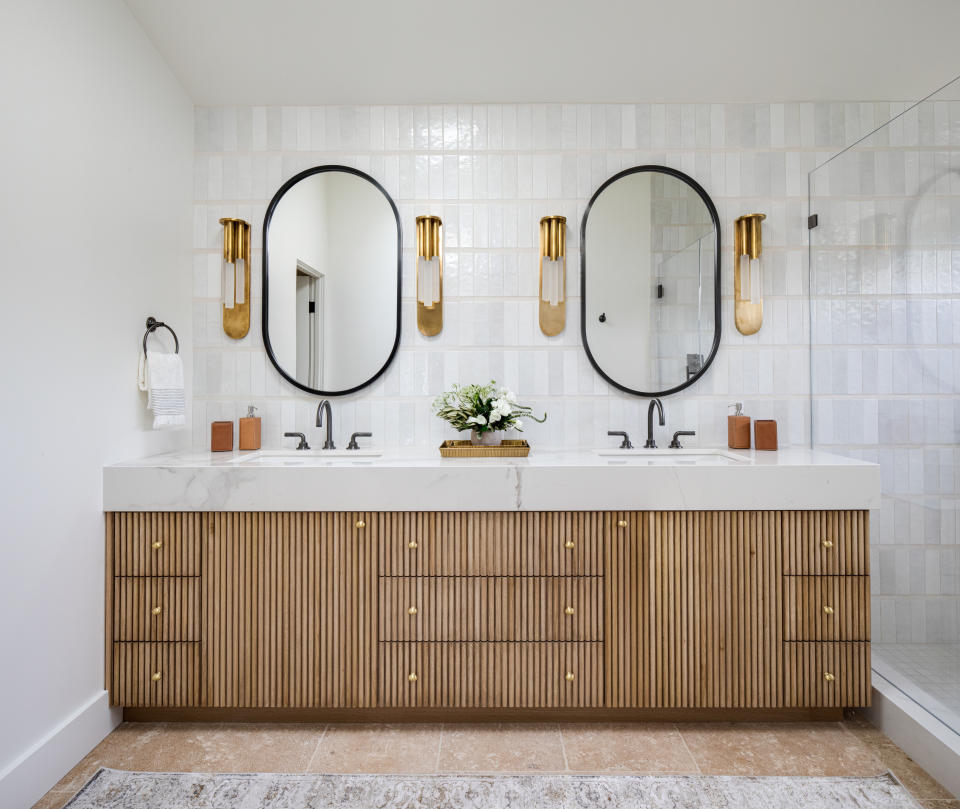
263,166,401,395
581,167,721,396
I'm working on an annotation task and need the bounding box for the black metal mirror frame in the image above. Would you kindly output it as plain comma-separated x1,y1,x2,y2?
262,165,402,396
580,165,722,397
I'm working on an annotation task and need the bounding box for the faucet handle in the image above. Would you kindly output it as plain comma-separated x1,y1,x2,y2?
283,432,310,450
347,431,373,450
669,430,696,449
607,430,634,450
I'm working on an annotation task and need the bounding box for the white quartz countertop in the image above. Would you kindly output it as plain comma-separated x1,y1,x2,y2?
103,447,881,512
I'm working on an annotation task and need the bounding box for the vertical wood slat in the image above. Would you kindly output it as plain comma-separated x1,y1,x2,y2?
378,512,603,576
783,576,870,641
114,577,201,641
111,642,200,706
202,512,377,708
782,510,869,575
379,577,602,642
784,642,871,707
113,512,202,576
378,642,603,707
605,511,784,708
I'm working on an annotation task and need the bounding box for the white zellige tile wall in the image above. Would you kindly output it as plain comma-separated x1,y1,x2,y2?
192,102,897,452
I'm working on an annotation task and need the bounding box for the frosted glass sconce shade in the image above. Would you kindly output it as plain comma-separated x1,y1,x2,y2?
416,215,443,336
539,215,566,336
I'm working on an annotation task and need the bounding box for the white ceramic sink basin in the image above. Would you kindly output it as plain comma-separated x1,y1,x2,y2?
231,449,382,466
595,448,747,465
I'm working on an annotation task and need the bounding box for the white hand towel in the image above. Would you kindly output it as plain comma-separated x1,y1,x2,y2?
144,350,185,429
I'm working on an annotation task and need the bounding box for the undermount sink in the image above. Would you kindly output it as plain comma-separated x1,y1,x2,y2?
231,449,382,465
595,448,747,465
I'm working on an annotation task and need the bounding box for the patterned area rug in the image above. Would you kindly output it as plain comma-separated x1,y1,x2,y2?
64,768,921,808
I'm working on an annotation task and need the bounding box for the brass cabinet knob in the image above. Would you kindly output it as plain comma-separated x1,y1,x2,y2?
823,605,835,615
564,606,575,615
564,672,575,682
408,673,418,683
151,540,163,550
822,539,834,549
824,672,835,682
151,671,162,682
408,606,418,615
564,540,575,550
355,520,366,529
408,540,419,549
151,606,162,616
617,519,628,528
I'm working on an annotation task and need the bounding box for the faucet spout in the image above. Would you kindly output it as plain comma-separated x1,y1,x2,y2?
645,398,665,449
315,399,335,450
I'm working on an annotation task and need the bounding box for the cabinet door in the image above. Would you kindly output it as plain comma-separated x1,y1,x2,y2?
203,513,377,708
606,511,784,708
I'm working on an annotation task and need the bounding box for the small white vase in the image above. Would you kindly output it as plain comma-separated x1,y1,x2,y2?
470,429,503,447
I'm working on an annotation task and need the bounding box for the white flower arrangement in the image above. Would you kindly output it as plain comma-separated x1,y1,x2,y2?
432,381,546,435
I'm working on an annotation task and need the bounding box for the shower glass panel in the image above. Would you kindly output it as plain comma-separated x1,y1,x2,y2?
809,77,960,732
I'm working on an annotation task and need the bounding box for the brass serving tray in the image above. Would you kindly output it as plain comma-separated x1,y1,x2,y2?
439,439,531,458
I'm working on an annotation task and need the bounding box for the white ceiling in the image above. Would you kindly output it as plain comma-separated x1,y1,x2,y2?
124,0,960,105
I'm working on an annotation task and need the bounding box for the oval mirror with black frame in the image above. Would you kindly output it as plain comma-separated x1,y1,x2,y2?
581,166,721,397
263,165,401,396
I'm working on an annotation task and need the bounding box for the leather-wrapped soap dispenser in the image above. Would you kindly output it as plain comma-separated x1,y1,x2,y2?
239,405,261,451
728,402,751,449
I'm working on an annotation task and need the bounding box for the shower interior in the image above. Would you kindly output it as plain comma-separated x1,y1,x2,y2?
809,76,960,731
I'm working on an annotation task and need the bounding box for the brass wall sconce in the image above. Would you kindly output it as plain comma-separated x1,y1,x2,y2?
734,213,766,336
416,215,443,336
539,215,566,336
219,217,251,339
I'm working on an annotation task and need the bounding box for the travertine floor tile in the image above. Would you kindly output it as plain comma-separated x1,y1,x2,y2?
30,789,70,809
307,724,442,773
438,723,565,773
560,723,699,773
679,722,884,776
870,742,955,802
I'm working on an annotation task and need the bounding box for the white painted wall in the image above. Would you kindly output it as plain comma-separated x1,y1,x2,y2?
0,0,193,805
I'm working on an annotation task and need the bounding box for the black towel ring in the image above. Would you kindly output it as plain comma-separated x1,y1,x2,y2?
142,316,179,355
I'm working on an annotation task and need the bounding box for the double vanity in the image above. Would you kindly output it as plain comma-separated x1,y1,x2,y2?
104,448,879,720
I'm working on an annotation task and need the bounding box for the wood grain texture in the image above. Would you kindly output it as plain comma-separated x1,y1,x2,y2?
379,576,603,641
114,577,201,641
781,510,869,575
606,511,784,708
113,512,202,576
784,576,870,641
378,642,603,707
784,642,871,707
378,512,603,576
111,642,200,707
202,512,377,708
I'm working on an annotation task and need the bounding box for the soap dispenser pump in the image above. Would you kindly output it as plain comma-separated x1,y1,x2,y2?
239,405,261,451
728,402,751,449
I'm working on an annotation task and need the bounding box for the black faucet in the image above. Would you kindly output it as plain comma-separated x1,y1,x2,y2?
645,398,664,449
283,432,310,450
669,430,696,449
347,431,372,450
607,430,634,449
315,399,335,450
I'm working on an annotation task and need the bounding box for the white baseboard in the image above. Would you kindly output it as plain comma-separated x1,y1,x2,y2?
863,672,960,799
0,691,121,809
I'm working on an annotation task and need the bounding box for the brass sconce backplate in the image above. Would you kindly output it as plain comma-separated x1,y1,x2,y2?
220,217,251,340
539,215,566,336
416,215,443,337
734,213,765,336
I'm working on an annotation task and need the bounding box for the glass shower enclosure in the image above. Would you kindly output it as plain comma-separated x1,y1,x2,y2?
808,77,960,731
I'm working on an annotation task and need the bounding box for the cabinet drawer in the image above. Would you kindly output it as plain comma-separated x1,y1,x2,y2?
782,511,869,575
784,576,870,641
111,642,201,707
113,513,202,576
379,577,603,641
378,512,604,576
379,642,603,708
784,642,871,708
114,577,200,641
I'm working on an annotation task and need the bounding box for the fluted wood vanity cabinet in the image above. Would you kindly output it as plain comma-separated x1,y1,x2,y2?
106,510,870,716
